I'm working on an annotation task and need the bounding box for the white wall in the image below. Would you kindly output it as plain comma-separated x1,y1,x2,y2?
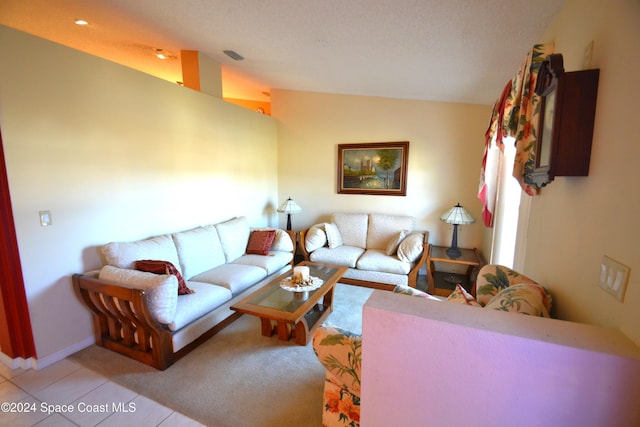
272,90,490,249
522,0,640,344
0,26,279,366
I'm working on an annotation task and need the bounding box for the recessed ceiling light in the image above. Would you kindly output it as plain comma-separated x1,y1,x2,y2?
74,19,88,25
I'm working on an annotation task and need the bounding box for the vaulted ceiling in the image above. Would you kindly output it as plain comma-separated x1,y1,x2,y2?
0,0,564,104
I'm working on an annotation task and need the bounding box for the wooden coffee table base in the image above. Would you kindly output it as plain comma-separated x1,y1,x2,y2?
231,262,344,346
258,298,334,345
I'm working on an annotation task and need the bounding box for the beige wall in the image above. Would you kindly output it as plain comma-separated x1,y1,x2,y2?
522,0,640,344
0,26,279,366
272,89,490,250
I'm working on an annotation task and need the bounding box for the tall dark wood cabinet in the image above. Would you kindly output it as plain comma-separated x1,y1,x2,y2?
532,54,600,187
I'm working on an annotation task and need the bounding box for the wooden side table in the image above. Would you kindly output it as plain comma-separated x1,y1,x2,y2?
426,244,483,297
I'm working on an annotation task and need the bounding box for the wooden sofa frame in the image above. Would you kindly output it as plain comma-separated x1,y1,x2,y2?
298,229,429,291
73,273,247,370
73,230,296,370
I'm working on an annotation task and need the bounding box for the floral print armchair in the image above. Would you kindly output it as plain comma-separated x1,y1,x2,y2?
312,325,362,427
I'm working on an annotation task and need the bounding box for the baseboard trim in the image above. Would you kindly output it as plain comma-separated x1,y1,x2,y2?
0,352,35,370
1,336,95,371
32,337,95,370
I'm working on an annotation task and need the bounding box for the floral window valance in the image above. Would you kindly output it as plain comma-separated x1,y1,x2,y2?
478,43,554,227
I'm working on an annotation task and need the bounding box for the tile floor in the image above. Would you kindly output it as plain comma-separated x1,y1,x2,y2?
0,358,205,426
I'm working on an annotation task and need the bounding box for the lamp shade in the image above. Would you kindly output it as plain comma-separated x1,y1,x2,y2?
277,197,302,214
440,203,475,225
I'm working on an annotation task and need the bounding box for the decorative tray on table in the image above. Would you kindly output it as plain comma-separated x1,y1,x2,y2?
279,276,324,292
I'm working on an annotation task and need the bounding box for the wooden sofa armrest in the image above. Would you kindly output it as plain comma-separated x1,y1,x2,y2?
72,273,174,370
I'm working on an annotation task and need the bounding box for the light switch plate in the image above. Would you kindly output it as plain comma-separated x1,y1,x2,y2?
599,255,630,301
39,210,52,226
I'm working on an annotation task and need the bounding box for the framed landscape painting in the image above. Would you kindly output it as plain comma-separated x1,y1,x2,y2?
337,141,409,196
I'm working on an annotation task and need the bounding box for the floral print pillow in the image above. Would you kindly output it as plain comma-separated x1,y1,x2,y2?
446,284,481,307
484,283,552,317
393,285,441,300
475,264,539,306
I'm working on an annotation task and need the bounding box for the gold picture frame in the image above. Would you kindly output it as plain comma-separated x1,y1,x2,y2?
337,141,409,196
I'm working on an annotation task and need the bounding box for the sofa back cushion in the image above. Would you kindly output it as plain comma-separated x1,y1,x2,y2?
331,213,368,248
215,216,250,262
172,226,226,279
103,234,182,274
367,214,415,250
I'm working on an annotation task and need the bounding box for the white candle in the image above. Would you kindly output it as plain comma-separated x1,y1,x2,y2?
293,266,310,282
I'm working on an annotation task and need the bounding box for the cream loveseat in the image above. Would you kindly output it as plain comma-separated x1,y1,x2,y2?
299,213,428,290
73,216,294,370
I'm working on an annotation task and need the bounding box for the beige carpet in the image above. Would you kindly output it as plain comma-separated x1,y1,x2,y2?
70,284,373,427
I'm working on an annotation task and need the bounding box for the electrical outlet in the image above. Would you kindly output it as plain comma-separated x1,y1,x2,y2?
599,255,630,301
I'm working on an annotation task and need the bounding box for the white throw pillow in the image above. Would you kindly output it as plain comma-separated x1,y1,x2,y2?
385,230,408,256
324,223,344,249
98,265,178,324
397,233,424,262
305,224,327,252
270,229,294,252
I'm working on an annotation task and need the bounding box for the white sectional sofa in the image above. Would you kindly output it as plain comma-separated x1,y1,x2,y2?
299,213,429,290
73,216,294,370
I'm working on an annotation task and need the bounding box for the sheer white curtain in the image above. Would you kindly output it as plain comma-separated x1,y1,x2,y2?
489,137,522,268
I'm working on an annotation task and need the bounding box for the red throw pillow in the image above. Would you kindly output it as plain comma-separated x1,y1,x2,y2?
135,260,195,295
246,229,276,255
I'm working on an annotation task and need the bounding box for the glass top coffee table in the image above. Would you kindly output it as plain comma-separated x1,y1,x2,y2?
231,261,347,345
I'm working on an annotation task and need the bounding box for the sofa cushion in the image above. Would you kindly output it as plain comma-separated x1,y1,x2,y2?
190,263,267,295
246,229,276,255
385,230,408,256
305,224,327,252
446,284,481,306
232,251,293,274
172,226,225,279
484,283,551,317
324,223,344,248
98,266,178,324
103,234,182,274
343,268,409,287
310,246,365,268
397,232,424,262
331,213,368,248
135,259,194,295
367,214,415,250
215,216,251,262
356,249,411,275
167,281,233,332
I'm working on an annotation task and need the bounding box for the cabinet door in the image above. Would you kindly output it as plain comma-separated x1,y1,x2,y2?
532,53,599,187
